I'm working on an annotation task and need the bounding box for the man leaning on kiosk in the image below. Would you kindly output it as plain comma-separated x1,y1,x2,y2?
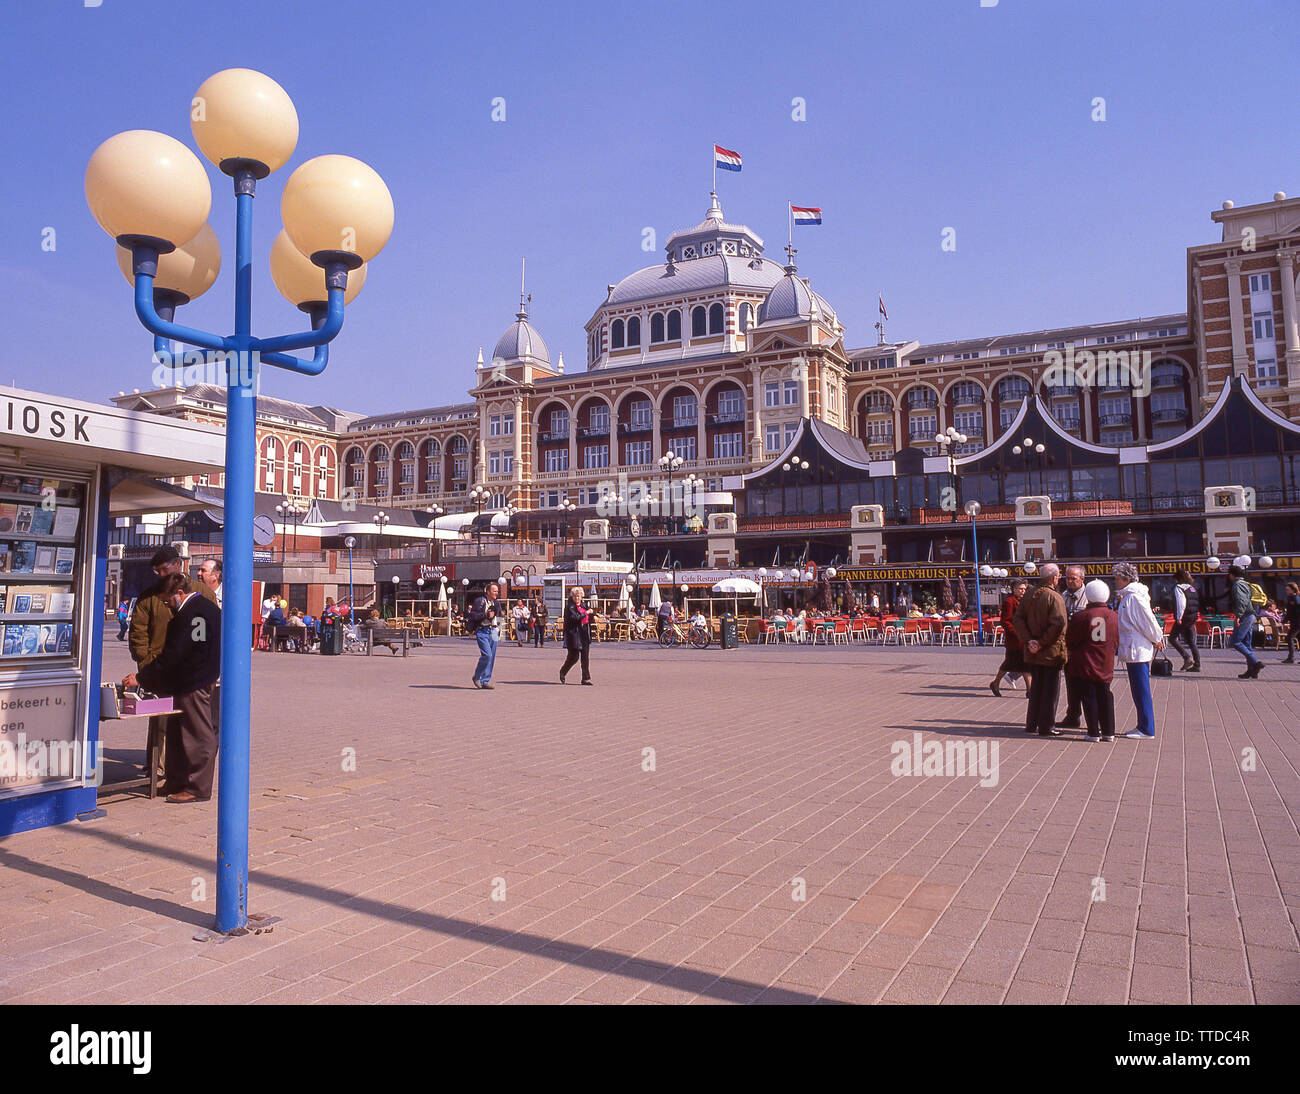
128,546,218,778
123,572,222,802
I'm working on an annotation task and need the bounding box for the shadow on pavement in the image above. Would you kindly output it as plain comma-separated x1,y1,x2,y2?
4,827,839,1005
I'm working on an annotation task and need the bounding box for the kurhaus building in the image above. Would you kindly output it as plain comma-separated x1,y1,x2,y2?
112,188,1300,572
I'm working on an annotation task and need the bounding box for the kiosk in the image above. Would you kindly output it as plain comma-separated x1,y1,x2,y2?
0,386,224,836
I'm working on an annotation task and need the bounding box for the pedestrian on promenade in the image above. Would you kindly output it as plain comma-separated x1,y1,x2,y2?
1228,564,1263,679
989,578,1028,696
1057,565,1089,728
1168,568,1202,672
1283,582,1300,664
122,572,221,803
1112,561,1166,739
198,557,223,608
1065,579,1119,741
115,598,131,641
559,585,593,685
512,599,530,646
531,596,548,647
466,582,499,688
1012,561,1067,737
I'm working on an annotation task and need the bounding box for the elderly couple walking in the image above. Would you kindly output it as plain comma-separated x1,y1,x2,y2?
1012,561,1165,741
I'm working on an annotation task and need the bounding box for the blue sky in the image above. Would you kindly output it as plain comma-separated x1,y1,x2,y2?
1,0,1291,414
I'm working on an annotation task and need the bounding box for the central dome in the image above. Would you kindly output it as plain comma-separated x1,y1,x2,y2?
492,307,549,365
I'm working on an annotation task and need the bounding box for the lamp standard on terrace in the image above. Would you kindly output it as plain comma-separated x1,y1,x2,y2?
659,452,684,532
1011,437,1053,497
965,500,986,645
344,535,356,618
275,497,307,561
85,68,393,933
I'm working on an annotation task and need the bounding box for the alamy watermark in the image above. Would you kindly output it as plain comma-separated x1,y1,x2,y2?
595,472,706,520
150,348,261,396
890,732,999,787
1041,346,1153,398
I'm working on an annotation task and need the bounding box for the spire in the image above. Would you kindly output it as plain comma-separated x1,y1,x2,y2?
517,256,530,319
783,240,798,273
557,352,565,374
476,347,484,369
707,192,723,222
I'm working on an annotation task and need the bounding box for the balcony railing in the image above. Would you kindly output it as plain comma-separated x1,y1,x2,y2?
1099,412,1132,426
709,411,746,425
538,430,569,444
864,402,893,415
578,425,610,439
618,421,653,435
1151,406,1189,423
997,388,1031,402
662,417,698,431
1150,371,1185,390
952,394,983,407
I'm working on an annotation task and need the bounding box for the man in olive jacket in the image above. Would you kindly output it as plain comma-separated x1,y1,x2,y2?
129,545,218,669
128,546,219,775
1012,561,1068,737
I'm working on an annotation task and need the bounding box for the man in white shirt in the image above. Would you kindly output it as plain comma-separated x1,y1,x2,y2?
199,558,223,608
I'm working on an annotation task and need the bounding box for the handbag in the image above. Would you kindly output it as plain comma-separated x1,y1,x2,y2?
1151,655,1174,677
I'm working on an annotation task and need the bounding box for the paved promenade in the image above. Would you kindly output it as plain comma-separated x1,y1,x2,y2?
1,633,1297,1004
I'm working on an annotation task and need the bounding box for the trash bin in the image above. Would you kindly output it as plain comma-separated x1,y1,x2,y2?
319,616,343,655
720,613,738,650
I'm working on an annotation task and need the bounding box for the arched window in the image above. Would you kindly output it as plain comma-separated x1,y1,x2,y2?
344,447,364,487
950,381,982,406
997,376,1031,403
691,306,707,337
667,310,681,340
626,316,641,346
650,313,665,343
738,302,752,333
611,319,624,349
395,441,415,461
709,303,724,334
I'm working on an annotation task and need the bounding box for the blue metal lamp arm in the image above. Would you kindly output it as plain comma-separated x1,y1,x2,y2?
253,286,345,355
133,271,230,352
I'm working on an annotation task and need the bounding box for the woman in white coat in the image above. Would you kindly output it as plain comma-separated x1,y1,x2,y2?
1111,561,1166,739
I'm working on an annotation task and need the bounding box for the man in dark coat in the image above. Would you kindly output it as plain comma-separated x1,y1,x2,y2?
1012,562,1068,737
122,572,222,802
560,586,593,685
1057,564,1090,728
531,597,548,647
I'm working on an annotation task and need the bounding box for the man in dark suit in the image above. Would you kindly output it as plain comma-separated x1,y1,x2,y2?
123,572,222,803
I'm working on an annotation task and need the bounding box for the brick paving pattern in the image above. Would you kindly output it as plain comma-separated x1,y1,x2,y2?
1,634,1297,1004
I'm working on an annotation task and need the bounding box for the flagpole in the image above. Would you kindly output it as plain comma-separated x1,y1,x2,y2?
712,144,716,198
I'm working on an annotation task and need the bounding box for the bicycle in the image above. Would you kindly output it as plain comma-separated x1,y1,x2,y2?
657,618,711,649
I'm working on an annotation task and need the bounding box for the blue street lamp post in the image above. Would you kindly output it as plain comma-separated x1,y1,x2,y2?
86,69,394,933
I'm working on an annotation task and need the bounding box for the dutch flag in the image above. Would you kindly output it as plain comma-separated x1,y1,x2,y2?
792,205,822,225
714,144,743,172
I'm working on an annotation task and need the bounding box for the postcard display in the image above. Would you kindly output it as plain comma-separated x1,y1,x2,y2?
0,465,100,824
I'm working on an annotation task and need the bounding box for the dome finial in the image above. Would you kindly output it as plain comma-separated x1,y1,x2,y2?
707,191,723,221
783,240,798,273
517,256,530,319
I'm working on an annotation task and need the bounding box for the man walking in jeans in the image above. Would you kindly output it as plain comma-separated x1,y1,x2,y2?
1228,564,1263,679
1012,562,1068,737
1169,568,1201,672
466,581,500,689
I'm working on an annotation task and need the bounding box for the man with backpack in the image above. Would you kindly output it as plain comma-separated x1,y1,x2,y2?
1228,564,1263,679
1168,569,1201,672
465,581,500,689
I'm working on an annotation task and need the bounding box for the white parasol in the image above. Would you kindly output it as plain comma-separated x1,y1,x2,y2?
649,580,662,609
711,577,761,595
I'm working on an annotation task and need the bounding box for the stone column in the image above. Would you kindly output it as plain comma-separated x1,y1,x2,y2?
652,406,663,463
477,403,488,482
567,403,577,477
750,364,764,463
798,360,811,419
512,395,524,498
1277,250,1300,383
1224,257,1249,376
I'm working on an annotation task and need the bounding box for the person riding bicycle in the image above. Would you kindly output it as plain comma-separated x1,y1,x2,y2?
656,600,676,633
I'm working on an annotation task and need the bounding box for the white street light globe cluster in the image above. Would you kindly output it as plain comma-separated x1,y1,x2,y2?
86,68,393,312
980,565,1012,579
936,425,968,446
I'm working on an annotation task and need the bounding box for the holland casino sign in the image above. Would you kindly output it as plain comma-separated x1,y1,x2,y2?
1,397,92,443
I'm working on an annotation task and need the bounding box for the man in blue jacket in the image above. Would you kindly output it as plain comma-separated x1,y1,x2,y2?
1228,565,1262,679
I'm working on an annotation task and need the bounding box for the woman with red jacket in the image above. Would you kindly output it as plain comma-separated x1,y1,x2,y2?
989,578,1029,697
